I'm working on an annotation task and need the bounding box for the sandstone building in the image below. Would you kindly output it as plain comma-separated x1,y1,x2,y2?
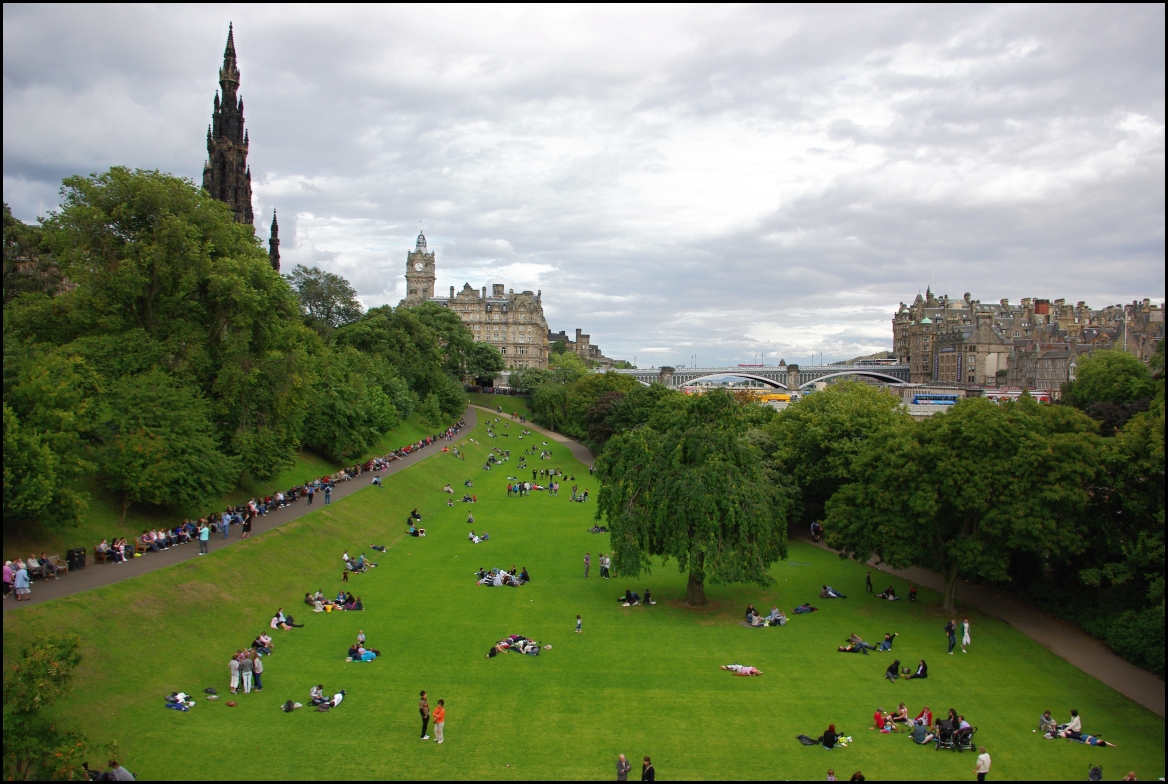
893,290,1164,391
546,328,615,369
398,232,550,370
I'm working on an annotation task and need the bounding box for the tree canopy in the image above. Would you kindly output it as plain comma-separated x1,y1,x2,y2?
596,391,792,605
286,264,363,333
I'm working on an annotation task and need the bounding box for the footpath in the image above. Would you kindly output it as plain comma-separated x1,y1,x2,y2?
3,407,478,613
470,404,596,466
793,529,1165,717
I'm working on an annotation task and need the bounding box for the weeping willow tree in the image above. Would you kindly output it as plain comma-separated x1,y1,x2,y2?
595,391,792,605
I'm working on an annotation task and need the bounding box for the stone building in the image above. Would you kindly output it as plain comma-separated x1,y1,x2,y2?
546,328,614,369
398,232,550,370
893,291,1164,391
203,25,254,229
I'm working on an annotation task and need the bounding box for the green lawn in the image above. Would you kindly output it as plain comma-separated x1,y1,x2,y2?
3,416,1163,780
467,392,534,420
2,414,451,563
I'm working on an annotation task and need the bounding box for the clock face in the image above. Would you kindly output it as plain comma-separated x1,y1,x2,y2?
413,262,424,271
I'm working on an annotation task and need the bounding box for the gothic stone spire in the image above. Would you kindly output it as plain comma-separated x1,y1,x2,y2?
202,23,254,226
269,209,281,272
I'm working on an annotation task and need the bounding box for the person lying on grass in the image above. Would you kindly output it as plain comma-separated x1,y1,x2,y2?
877,586,900,600
794,603,818,614
346,643,379,662
721,664,762,676
620,589,641,606
488,635,541,657
443,484,454,493
878,633,898,651
821,584,847,599
849,633,877,652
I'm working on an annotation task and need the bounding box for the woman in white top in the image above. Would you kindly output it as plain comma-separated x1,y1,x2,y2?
961,618,971,652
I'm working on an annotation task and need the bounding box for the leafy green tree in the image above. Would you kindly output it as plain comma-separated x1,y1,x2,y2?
562,371,643,439
610,359,636,369
417,392,443,427
768,381,910,525
596,391,791,605
335,306,454,408
467,341,506,382
3,204,64,305
825,397,1099,612
548,350,588,384
2,633,92,781
507,366,549,393
285,264,363,334
413,302,475,378
1064,350,1155,409
550,340,567,355
97,370,239,519
301,347,408,462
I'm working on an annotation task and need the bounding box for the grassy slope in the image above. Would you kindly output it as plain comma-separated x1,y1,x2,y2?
2,414,448,562
467,392,534,420
3,416,1163,781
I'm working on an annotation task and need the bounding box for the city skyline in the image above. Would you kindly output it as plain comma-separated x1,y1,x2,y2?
3,5,1164,366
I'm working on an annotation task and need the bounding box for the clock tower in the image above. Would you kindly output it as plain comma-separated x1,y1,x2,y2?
401,231,436,305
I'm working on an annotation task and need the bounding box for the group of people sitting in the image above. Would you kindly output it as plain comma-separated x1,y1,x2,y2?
342,552,376,572
488,634,541,657
467,530,491,544
837,632,899,655
912,707,975,747
881,658,928,681
345,630,380,662
304,589,364,612
476,566,530,587
1039,709,1116,746
745,604,787,626
270,608,304,630
619,589,654,606
309,685,346,710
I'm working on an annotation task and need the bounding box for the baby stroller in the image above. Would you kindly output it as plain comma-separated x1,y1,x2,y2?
954,726,976,752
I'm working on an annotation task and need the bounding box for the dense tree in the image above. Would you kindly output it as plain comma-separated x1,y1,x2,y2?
286,264,363,333
97,370,239,519
596,391,792,605
825,397,1099,612
413,302,475,378
467,341,506,382
562,372,643,440
1064,350,1155,409
2,633,92,781
768,381,911,526
3,204,63,305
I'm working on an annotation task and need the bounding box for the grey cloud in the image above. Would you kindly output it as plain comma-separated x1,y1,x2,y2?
4,4,1163,365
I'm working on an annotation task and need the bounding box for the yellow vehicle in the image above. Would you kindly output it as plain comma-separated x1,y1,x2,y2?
758,393,792,403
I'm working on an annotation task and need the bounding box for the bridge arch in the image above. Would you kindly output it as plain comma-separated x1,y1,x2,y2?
673,373,789,390
796,370,909,389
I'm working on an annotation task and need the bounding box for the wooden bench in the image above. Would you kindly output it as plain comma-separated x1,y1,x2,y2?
94,545,110,565
134,536,149,555
46,554,67,576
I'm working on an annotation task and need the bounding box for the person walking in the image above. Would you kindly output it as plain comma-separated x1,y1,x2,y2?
419,690,431,740
974,746,991,781
961,617,972,653
433,699,445,744
251,650,264,691
616,754,631,781
13,562,30,601
945,619,957,654
307,485,315,505
584,552,591,578
641,756,655,781
576,615,583,634
198,522,210,555
229,653,241,695
222,516,230,539
240,651,254,694
865,571,874,593
241,512,253,539
324,485,332,505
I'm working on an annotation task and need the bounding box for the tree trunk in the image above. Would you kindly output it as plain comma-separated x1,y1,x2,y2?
121,493,133,523
684,571,708,606
942,563,960,614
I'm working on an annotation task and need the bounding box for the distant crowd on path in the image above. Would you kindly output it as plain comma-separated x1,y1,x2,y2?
79,421,464,569
4,555,62,601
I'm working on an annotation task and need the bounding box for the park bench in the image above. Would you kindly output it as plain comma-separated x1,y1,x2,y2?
94,545,110,564
134,536,149,555
47,554,68,576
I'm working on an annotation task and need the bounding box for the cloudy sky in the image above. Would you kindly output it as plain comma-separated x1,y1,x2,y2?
4,4,1164,366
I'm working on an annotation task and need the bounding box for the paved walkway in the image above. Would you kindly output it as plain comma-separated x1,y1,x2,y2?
793,529,1165,717
3,407,479,612
470,404,596,466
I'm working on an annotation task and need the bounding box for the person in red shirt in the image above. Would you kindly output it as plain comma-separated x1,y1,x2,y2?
433,699,446,744
871,708,886,731
916,706,933,727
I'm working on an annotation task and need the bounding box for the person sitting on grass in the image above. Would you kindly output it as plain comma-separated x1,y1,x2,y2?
347,645,378,662
904,659,928,679
884,660,901,682
721,663,762,676
519,567,530,584
310,685,329,706
878,632,898,652
253,633,273,656
819,724,841,749
408,523,426,537
1039,710,1057,733
870,707,891,732
304,592,316,607
890,703,911,725
877,586,899,600
621,589,641,606
443,484,454,493
915,706,933,726
911,720,935,745
345,595,363,611
821,584,847,599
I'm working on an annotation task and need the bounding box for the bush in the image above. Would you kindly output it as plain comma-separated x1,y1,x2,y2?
1106,604,1165,674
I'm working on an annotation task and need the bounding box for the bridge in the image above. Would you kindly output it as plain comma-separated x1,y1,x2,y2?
608,364,910,390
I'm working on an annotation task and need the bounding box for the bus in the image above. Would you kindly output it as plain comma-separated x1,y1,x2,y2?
758,393,792,403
